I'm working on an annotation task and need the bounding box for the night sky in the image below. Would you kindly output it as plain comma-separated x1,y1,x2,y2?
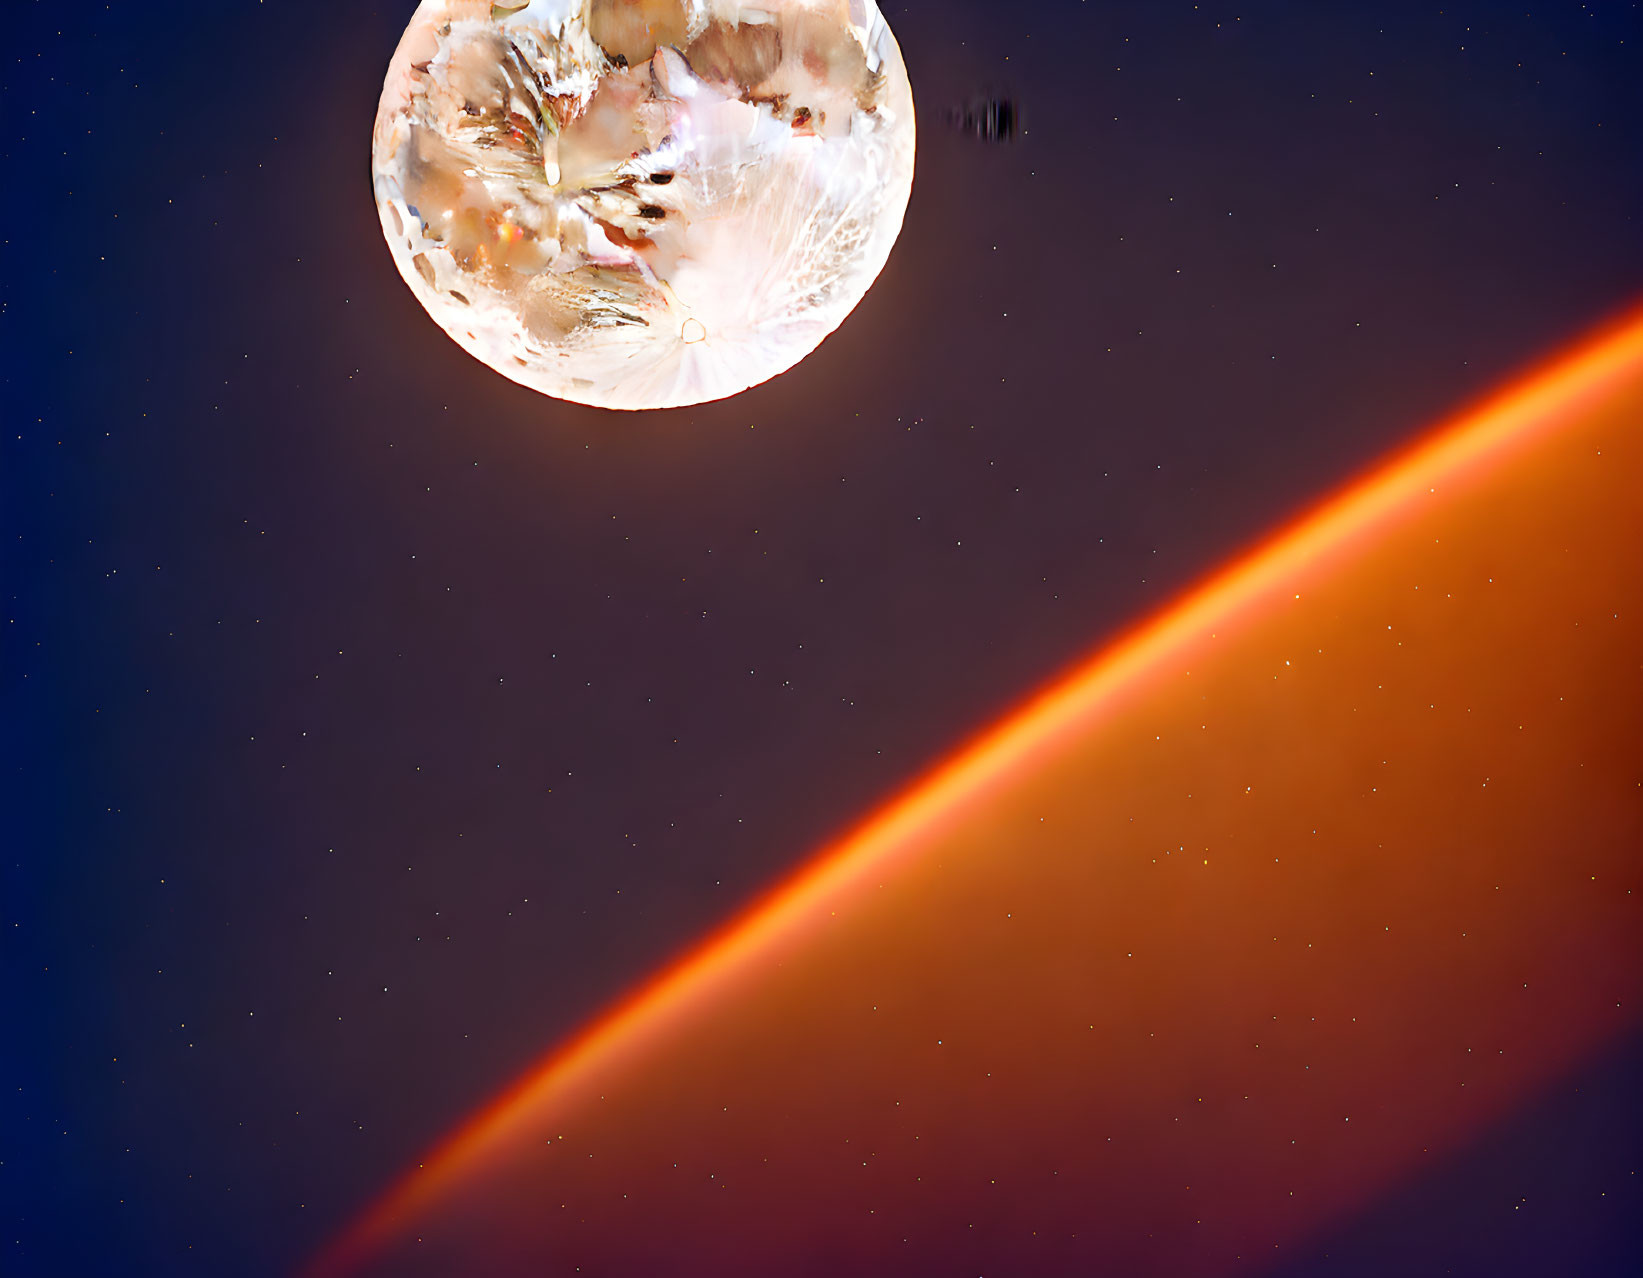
5,2,1642,1276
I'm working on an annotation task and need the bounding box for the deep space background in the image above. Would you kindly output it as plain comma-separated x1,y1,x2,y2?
5,1,1642,1274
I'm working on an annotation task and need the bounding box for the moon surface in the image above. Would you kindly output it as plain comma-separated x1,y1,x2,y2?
371,0,916,411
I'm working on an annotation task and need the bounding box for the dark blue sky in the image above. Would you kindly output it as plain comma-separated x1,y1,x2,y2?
5,2,1641,1274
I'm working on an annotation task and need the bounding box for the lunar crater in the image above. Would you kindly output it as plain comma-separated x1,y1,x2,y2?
372,0,915,410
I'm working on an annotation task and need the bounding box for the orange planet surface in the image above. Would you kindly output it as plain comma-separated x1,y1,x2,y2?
311,309,1643,1276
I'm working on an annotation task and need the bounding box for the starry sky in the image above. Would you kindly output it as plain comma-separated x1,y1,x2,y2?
4,2,1642,1276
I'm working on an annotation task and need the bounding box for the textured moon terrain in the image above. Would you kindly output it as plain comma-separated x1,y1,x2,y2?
371,0,915,411
310,311,1643,1276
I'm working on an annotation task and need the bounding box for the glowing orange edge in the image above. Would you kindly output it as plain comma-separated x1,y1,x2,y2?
306,304,1643,1278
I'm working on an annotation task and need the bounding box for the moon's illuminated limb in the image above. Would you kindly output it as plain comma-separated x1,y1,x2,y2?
372,0,916,411
306,303,1643,1277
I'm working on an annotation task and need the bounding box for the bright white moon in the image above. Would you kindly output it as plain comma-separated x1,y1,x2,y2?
372,0,916,411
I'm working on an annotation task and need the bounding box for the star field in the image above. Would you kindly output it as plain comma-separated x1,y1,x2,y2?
4,2,1641,1275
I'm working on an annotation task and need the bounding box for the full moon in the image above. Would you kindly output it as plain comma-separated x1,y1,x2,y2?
371,0,916,411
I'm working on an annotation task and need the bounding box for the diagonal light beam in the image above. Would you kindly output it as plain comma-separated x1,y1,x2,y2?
307,302,1643,1278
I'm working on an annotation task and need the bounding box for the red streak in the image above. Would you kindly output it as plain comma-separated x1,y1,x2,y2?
305,302,1643,1278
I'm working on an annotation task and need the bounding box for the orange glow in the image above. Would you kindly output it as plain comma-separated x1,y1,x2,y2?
308,305,1643,1277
